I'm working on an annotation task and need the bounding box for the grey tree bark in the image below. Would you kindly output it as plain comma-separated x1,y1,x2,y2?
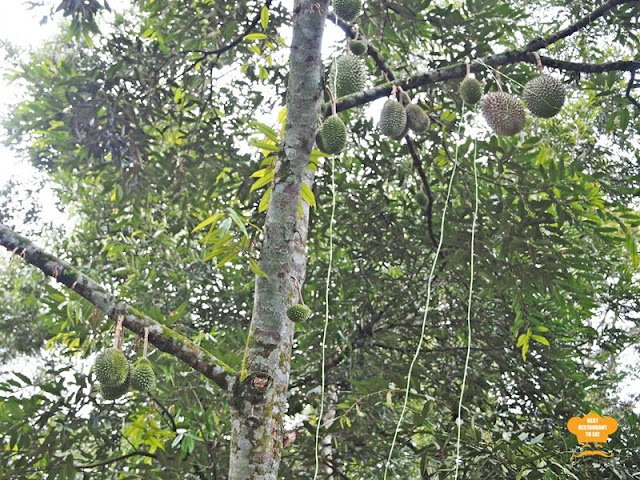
227,1,330,478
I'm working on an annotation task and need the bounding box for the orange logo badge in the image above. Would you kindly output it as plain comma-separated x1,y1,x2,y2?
567,411,618,458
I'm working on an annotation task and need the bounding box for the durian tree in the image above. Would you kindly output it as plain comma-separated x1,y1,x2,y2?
1,0,640,478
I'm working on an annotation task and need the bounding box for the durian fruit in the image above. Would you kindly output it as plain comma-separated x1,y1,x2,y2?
392,122,410,141
522,74,565,118
416,190,429,207
379,98,407,139
319,115,347,155
131,358,156,392
333,0,362,23
349,39,367,56
315,131,327,152
329,54,367,98
94,347,129,387
481,92,526,136
100,374,130,400
459,76,483,105
287,304,312,323
405,104,431,133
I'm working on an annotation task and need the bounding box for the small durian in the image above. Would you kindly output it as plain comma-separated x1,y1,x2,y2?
405,104,431,133
349,39,367,56
415,190,429,207
333,0,362,23
459,76,483,105
287,304,312,323
100,373,130,400
522,74,565,118
329,54,367,98
481,92,526,136
131,358,156,392
319,115,347,155
379,98,407,139
94,348,129,387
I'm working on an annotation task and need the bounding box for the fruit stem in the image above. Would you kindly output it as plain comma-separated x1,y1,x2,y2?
113,314,124,350
533,52,544,74
143,327,149,359
465,57,471,77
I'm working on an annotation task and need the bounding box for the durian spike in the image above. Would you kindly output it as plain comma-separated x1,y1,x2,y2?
143,327,149,359
465,57,471,76
533,52,544,74
113,314,125,350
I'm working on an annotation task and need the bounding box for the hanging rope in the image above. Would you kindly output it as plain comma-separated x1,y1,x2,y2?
454,124,479,479
384,105,467,479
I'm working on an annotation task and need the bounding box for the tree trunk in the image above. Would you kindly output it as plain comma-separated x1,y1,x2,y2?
227,1,329,478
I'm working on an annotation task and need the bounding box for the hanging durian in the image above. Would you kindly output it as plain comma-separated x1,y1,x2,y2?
287,304,312,323
481,92,526,136
131,358,156,392
406,104,431,133
94,347,130,387
459,76,483,105
349,39,367,56
329,54,367,98
523,74,565,118
319,115,347,154
333,0,362,23
379,98,407,139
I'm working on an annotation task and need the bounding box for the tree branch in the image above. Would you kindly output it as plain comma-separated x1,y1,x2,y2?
625,69,640,110
0,223,236,392
525,0,636,51
406,138,438,248
75,451,157,469
335,56,640,113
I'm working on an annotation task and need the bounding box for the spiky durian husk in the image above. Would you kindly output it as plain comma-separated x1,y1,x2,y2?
379,99,407,139
100,373,130,400
328,54,367,98
287,304,312,323
333,0,362,23
481,92,526,136
523,75,565,118
94,348,129,387
349,39,367,56
405,104,430,133
459,76,483,105
319,115,347,154
131,358,156,392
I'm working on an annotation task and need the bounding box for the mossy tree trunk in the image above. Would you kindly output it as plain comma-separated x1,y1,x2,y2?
227,1,330,478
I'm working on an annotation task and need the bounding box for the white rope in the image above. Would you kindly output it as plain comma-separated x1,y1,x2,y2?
454,129,479,479
384,105,466,478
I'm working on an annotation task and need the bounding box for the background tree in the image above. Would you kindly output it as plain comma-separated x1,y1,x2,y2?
1,0,640,478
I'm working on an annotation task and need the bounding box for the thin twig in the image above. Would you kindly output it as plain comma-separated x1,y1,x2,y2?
75,451,157,469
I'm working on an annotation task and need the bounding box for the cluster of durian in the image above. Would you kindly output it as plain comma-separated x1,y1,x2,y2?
94,347,156,400
459,70,566,137
379,90,431,140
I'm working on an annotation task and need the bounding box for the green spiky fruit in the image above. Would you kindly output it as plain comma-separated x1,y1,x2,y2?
315,131,327,152
319,115,347,155
416,190,429,207
349,39,367,56
459,76,483,105
131,358,156,392
94,348,129,387
481,92,526,136
523,74,565,118
329,54,367,98
287,304,312,323
405,104,430,133
379,99,407,139
392,121,410,141
333,0,362,22
100,374,130,400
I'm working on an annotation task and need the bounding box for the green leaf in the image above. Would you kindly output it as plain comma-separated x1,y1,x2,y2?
227,208,249,238
250,169,275,192
250,139,280,152
531,335,550,346
259,187,272,213
260,6,269,30
251,121,279,142
245,33,268,41
250,258,268,278
192,212,224,232
300,183,316,208
516,334,528,347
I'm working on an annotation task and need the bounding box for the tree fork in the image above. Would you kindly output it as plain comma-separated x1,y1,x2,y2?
227,1,330,479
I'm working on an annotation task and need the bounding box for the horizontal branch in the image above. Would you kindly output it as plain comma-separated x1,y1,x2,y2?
0,223,236,392
76,451,157,469
525,0,636,51
334,55,640,113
